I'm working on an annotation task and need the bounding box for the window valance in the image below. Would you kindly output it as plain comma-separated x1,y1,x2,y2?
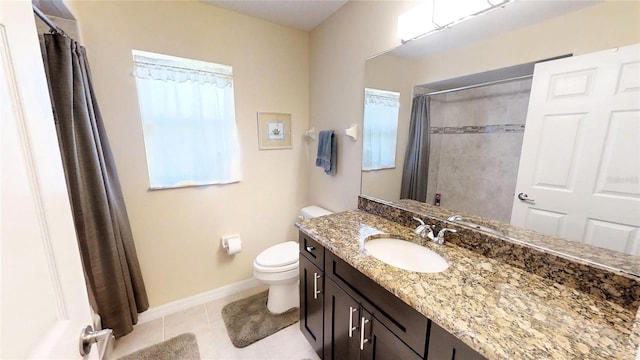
132,50,233,87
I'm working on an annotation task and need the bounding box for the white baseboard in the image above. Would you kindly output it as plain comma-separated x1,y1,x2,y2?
137,278,265,324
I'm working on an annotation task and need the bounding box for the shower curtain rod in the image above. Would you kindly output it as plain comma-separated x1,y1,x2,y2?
421,74,533,97
33,5,68,37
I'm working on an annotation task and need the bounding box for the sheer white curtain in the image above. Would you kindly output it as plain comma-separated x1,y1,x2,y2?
132,51,241,189
362,88,400,171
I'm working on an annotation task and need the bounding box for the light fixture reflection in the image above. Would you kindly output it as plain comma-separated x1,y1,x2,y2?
433,0,492,27
397,2,438,43
398,0,514,42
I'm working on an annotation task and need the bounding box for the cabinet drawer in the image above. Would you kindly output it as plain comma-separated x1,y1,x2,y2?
299,232,324,270
325,251,429,357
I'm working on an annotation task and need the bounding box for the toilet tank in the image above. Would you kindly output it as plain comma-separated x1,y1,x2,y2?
301,206,332,219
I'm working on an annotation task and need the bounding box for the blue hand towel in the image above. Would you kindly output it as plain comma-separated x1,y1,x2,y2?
316,130,337,175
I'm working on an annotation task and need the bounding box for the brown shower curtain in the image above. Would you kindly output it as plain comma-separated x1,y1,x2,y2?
41,33,148,338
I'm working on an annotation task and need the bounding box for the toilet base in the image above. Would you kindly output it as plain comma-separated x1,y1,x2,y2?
266,280,299,314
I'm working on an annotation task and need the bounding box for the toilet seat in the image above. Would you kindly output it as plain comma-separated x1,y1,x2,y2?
254,241,298,273
253,261,298,273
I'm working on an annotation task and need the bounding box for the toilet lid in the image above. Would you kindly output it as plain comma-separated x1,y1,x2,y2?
255,241,298,267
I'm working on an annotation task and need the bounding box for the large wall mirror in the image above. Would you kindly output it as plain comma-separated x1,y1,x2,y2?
361,0,640,274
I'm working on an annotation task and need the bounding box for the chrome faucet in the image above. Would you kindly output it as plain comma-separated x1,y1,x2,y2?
412,217,434,240
436,228,457,245
447,214,463,221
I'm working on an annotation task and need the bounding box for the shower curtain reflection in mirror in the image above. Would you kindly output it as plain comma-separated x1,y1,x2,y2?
400,95,430,202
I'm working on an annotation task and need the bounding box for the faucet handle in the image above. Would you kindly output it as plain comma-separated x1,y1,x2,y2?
413,217,436,241
436,228,457,244
412,217,426,226
414,224,431,236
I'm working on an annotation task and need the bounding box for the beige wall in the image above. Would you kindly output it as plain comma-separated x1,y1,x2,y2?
309,0,640,212
308,1,416,211
66,1,310,307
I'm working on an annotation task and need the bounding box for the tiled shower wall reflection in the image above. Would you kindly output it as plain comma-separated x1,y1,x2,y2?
426,78,532,223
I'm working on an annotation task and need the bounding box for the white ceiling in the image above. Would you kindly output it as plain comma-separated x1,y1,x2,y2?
201,0,348,31
32,0,348,31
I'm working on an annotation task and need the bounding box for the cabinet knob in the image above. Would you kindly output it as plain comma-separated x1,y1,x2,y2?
306,245,315,252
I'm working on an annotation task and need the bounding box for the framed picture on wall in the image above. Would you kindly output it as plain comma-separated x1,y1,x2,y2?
257,112,292,150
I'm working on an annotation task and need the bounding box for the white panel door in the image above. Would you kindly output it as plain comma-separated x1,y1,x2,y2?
511,44,640,255
0,2,97,359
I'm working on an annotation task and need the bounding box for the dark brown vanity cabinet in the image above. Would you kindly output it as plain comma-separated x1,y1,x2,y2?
299,231,486,360
324,277,422,360
323,250,427,360
299,235,325,359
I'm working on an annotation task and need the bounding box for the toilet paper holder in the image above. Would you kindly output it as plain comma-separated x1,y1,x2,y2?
221,234,242,254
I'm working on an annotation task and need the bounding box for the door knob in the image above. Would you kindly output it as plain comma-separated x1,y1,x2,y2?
517,192,535,202
79,325,112,356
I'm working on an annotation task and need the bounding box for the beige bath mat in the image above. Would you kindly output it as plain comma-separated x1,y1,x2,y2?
118,333,200,360
221,290,299,348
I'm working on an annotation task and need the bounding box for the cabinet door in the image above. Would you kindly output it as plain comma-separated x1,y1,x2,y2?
325,250,428,356
300,255,324,358
361,307,423,360
427,322,486,360
324,278,361,360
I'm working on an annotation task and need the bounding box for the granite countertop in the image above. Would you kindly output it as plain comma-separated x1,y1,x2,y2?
391,198,640,276
296,210,640,360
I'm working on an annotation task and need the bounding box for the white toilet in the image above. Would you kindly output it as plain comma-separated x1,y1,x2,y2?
253,206,332,314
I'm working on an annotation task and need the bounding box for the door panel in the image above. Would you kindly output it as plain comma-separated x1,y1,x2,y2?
299,255,324,358
584,219,640,255
532,113,584,190
617,61,640,94
548,68,595,98
427,322,486,360
512,44,640,254
323,278,360,360
364,308,422,360
594,110,639,197
0,2,95,358
524,208,567,235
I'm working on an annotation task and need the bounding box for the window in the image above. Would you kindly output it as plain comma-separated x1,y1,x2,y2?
362,88,400,171
132,50,241,189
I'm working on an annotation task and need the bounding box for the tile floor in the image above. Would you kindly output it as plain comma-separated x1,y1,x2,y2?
109,287,321,360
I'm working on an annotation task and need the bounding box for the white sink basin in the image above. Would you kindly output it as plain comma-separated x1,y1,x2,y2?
364,237,449,273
